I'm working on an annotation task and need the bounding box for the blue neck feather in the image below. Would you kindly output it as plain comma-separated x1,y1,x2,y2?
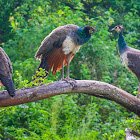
118,30,127,54
76,28,91,45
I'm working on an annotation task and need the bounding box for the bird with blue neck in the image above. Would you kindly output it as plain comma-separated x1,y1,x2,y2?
35,24,96,81
112,25,140,98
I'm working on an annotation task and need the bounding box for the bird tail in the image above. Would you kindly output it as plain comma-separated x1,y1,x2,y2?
36,57,50,79
1,77,15,97
38,57,49,71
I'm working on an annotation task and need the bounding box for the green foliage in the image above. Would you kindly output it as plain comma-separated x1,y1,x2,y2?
0,96,139,139
0,0,140,139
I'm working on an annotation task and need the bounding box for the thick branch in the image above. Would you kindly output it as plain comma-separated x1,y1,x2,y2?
0,80,140,117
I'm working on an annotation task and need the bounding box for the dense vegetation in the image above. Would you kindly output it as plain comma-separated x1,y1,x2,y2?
0,0,140,139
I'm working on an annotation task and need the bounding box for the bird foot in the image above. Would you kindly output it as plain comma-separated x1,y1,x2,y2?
66,77,76,82
60,78,65,81
61,78,76,88
60,77,76,82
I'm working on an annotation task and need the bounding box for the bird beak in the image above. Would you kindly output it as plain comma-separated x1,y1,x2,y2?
94,28,98,31
89,28,98,34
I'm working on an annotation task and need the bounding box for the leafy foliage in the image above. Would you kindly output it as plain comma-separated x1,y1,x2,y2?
0,0,140,139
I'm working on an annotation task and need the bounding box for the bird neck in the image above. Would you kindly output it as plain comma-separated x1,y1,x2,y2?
77,28,91,44
118,30,128,54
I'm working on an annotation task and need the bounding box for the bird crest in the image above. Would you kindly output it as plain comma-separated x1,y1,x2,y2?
111,25,124,34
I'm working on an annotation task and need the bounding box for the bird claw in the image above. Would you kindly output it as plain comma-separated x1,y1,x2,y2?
66,77,76,82
60,77,76,82
61,78,76,88
60,78,65,81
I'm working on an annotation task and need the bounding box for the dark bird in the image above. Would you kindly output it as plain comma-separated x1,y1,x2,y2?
0,47,15,97
111,25,140,98
35,24,96,80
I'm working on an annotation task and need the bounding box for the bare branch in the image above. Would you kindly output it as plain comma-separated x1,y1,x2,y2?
0,80,140,117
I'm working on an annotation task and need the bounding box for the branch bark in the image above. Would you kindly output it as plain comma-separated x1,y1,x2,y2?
0,80,140,117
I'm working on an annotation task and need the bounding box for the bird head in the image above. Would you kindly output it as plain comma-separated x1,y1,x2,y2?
83,25,97,34
111,25,124,34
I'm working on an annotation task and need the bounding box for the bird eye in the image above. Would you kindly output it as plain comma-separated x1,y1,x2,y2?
115,27,118,29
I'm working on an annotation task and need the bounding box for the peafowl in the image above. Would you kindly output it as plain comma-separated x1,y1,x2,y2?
0,47,15,97
35,24,96,80
111,25,140,98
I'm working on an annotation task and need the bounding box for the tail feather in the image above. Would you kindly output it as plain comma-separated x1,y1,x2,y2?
37,57,49,78
36,47,74,80
1,77,15,97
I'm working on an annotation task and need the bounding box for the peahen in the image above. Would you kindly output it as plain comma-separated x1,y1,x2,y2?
111,25,140,98
0,47,15,97
35,24,96,80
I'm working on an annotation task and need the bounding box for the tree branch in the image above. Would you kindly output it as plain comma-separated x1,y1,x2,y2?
0,80,140,117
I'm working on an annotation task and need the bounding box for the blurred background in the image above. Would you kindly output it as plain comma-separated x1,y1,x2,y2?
0,0,140,139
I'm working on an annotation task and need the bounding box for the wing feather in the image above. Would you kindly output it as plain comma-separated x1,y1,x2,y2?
35,24,79,59
126,47,140,78
0,47,12,78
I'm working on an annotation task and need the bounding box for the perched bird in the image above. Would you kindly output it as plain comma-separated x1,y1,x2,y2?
111,25,140,98
35,24,96,80
0,47,15,97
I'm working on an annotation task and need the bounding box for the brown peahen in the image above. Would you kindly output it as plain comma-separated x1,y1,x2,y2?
35,24,96,80
112,25,140,98
0,47,15,97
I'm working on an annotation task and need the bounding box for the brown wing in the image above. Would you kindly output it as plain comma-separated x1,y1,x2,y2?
127,47,140,78
35,24,79,59
0,47,13,78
